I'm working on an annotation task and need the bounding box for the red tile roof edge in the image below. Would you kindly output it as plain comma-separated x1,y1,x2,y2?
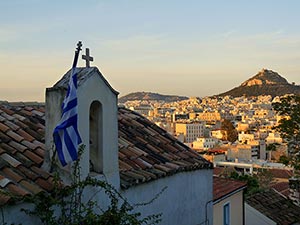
213,177,247,204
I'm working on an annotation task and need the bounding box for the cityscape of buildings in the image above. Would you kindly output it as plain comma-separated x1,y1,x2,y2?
124,95,284,162
123,94,300,209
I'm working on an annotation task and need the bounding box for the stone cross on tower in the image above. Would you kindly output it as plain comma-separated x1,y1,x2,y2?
82,48,94,67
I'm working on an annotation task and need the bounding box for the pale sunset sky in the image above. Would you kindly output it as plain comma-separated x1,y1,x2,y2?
1,0,300,101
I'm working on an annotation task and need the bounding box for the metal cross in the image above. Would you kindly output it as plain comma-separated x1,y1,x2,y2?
82,48,94,67
76,41,82,52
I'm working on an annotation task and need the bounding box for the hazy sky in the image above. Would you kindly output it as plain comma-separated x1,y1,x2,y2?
1,1,300,101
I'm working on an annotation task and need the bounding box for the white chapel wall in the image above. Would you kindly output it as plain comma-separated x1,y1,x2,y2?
122,169,213,225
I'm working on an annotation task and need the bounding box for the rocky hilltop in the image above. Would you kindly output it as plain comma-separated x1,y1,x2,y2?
218,69,300,97
119,92,188,103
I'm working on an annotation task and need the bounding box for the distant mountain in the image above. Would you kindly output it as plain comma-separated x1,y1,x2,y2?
119,92,188,103
218,69,300,97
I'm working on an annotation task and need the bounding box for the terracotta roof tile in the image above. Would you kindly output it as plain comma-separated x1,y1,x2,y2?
135,169,157,180
148,168,167,177
132,158,151,170
213,177,247,202
0,131,11,143
21,140,38,150
32,140,45,149
35,178,54,192
19,109,32,117
164,162,180,170
4,120,20,131
119,160,133,171
23,150,43,165
0,176,11,188
31,166,50,179
6,131,24,142
125,170,147,182
14,120,28,129
1,113,15,121
142,155,160,165
1,153,21,167
2,167,24,183
133,170,153,182
24,120,40,132
123,159,141,170
0,107,14,115
13,114,26,121
0,123,10,133
0,143,17,154
34,147,45,158
0,115,5,122
19,180,43,194
118,151,127,159
17,129,35,142
24,128,43,141
15,153,33,167
17,166,39,181
23,107,33,111
8,140,27,152
32,110,44,117
0,147,5,155
6,183,29,196
154,164,172,173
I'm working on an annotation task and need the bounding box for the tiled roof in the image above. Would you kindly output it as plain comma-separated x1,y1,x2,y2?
246,189,300,225
0,103,54,206
118,107,212,189
213,177,247,203
268,168,293,179
213,167,224,176
271,182,290,197
213,166,237,178
0,103,212,204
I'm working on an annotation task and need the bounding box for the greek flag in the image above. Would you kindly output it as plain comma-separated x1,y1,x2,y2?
53,66,82,166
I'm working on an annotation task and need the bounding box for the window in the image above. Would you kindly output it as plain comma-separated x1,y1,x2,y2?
223,202,230,225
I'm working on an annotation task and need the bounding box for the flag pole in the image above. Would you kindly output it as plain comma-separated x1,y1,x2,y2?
73,41,82,68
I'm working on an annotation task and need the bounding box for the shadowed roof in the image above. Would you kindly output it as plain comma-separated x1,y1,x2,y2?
246,189,300,225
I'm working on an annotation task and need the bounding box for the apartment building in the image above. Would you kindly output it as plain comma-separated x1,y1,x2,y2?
175,121,205,143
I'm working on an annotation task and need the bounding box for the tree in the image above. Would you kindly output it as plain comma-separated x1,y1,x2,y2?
221,119,238,143
272,95,300,171
278,155,290,166
229,172,260,195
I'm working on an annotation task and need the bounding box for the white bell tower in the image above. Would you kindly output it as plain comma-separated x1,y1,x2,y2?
45,65,120,188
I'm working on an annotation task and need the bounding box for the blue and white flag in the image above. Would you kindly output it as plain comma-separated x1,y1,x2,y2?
53,66,82,166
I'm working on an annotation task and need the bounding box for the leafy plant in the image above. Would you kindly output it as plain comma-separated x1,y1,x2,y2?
229,172,260,195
